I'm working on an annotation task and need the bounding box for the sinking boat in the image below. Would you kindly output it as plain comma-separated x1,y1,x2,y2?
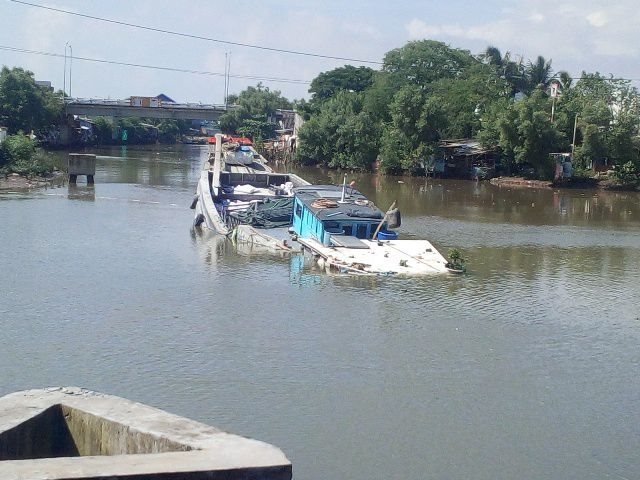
192,133,309,251
290,182,452,275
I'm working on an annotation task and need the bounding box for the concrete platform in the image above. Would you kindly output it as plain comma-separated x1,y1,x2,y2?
0,387,291,480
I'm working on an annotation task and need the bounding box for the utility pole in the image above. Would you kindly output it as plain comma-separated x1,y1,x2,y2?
63,42,72,99
550,80,560,122
571,114,579,160
68,44,73,99
63,42,69,98
224,52,231,108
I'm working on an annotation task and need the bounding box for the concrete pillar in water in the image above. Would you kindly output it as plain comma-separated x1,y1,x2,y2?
67,154,96,184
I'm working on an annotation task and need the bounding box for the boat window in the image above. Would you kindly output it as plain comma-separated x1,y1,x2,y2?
342,224,353,236
356,224,368,239
295,202,302,218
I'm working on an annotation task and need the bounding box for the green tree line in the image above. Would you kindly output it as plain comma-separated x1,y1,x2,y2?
0,66,200,147
0,66,62,175
2,39,640,186
292,41,640,186
204,41,640,186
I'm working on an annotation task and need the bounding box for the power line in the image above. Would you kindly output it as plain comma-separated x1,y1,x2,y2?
9,0,383,66
5,45,640,88
0,45,311,85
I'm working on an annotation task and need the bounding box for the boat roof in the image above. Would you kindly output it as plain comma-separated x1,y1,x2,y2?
294,185,384,222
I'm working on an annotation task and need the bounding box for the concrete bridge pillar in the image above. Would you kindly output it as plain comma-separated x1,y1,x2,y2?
67,153,96,184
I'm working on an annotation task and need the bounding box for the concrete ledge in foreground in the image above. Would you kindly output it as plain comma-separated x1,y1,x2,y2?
0,387,291,480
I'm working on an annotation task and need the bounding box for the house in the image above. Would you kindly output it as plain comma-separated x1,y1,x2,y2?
262,109,305,162
435,139,498,179
155,93,175,104
35,80,54,92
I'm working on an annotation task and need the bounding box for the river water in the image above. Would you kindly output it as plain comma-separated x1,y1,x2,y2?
1,145,639,480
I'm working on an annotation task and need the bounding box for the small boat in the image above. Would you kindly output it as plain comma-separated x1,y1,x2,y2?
192,133,309,251
290,182,452,275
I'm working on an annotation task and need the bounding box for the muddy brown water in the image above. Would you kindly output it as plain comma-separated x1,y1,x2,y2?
1,145,639,480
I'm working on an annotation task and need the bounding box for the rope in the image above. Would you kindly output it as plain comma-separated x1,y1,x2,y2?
311,198,338,209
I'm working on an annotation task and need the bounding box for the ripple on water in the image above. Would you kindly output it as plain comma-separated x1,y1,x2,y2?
2,159,640,480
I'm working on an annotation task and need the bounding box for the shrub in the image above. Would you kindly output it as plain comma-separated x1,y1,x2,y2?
0,134,55,176
609,161,640,187
1,134,35,163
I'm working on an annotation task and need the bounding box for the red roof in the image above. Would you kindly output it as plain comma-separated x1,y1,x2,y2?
207,135,253,145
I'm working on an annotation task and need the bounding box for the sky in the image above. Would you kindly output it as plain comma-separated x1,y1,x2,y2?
1,0,639,104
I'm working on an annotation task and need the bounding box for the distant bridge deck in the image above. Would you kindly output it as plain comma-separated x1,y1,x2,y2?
65,99,228,121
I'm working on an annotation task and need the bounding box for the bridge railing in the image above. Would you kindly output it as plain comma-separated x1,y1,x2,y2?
65,98,228,110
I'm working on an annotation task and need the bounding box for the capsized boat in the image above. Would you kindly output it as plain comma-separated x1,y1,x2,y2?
192,133,309,251
290,182,452,275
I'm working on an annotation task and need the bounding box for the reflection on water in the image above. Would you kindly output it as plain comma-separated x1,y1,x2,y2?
67,184,96,202
282,167,640,241
1,146,639,480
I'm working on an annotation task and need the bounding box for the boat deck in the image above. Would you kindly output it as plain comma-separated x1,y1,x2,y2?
298,237,449,275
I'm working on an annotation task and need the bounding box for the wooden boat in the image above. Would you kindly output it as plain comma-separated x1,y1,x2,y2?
192,134,309,251
290,182,452,275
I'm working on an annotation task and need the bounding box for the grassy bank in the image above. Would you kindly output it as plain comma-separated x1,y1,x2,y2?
0,134,56,177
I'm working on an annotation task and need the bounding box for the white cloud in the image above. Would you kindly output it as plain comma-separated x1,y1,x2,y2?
528,13,544,23
404,0,640,83
586,11,608,27
406,18,515,46
4,0,640,101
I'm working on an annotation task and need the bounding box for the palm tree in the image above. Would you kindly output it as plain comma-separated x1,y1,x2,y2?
526,56,553,92
481,46,526,96
482,46,503,67
557,71,573,91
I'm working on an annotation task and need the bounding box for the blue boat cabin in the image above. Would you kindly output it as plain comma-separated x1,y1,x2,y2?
291,185,395,246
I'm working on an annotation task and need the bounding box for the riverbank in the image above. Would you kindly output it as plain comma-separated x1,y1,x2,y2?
490,176,639,191
490,177,553,189
0,171,65,191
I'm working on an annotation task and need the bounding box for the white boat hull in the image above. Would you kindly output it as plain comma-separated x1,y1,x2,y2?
194,169,231,235
298,237,450,276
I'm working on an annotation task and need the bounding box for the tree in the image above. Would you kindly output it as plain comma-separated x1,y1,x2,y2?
296,91,380,170
559,72,640,169
482,46,504,67
219,83,292,135
0,134,54,176
156,119,182,143
0,134,35,165
309,65,375,103
236,118,275,143
428,62,508,138
480,46,527,96
361,71,395,124
92,117,114,145
383,40,476,89
557,71,573,90
478,91,566,177
379,84,446,175
0,66,62,134
482,50,554,94
525,55,553,93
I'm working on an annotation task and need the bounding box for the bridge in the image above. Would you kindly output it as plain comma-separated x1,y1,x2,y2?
64,99,228,121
